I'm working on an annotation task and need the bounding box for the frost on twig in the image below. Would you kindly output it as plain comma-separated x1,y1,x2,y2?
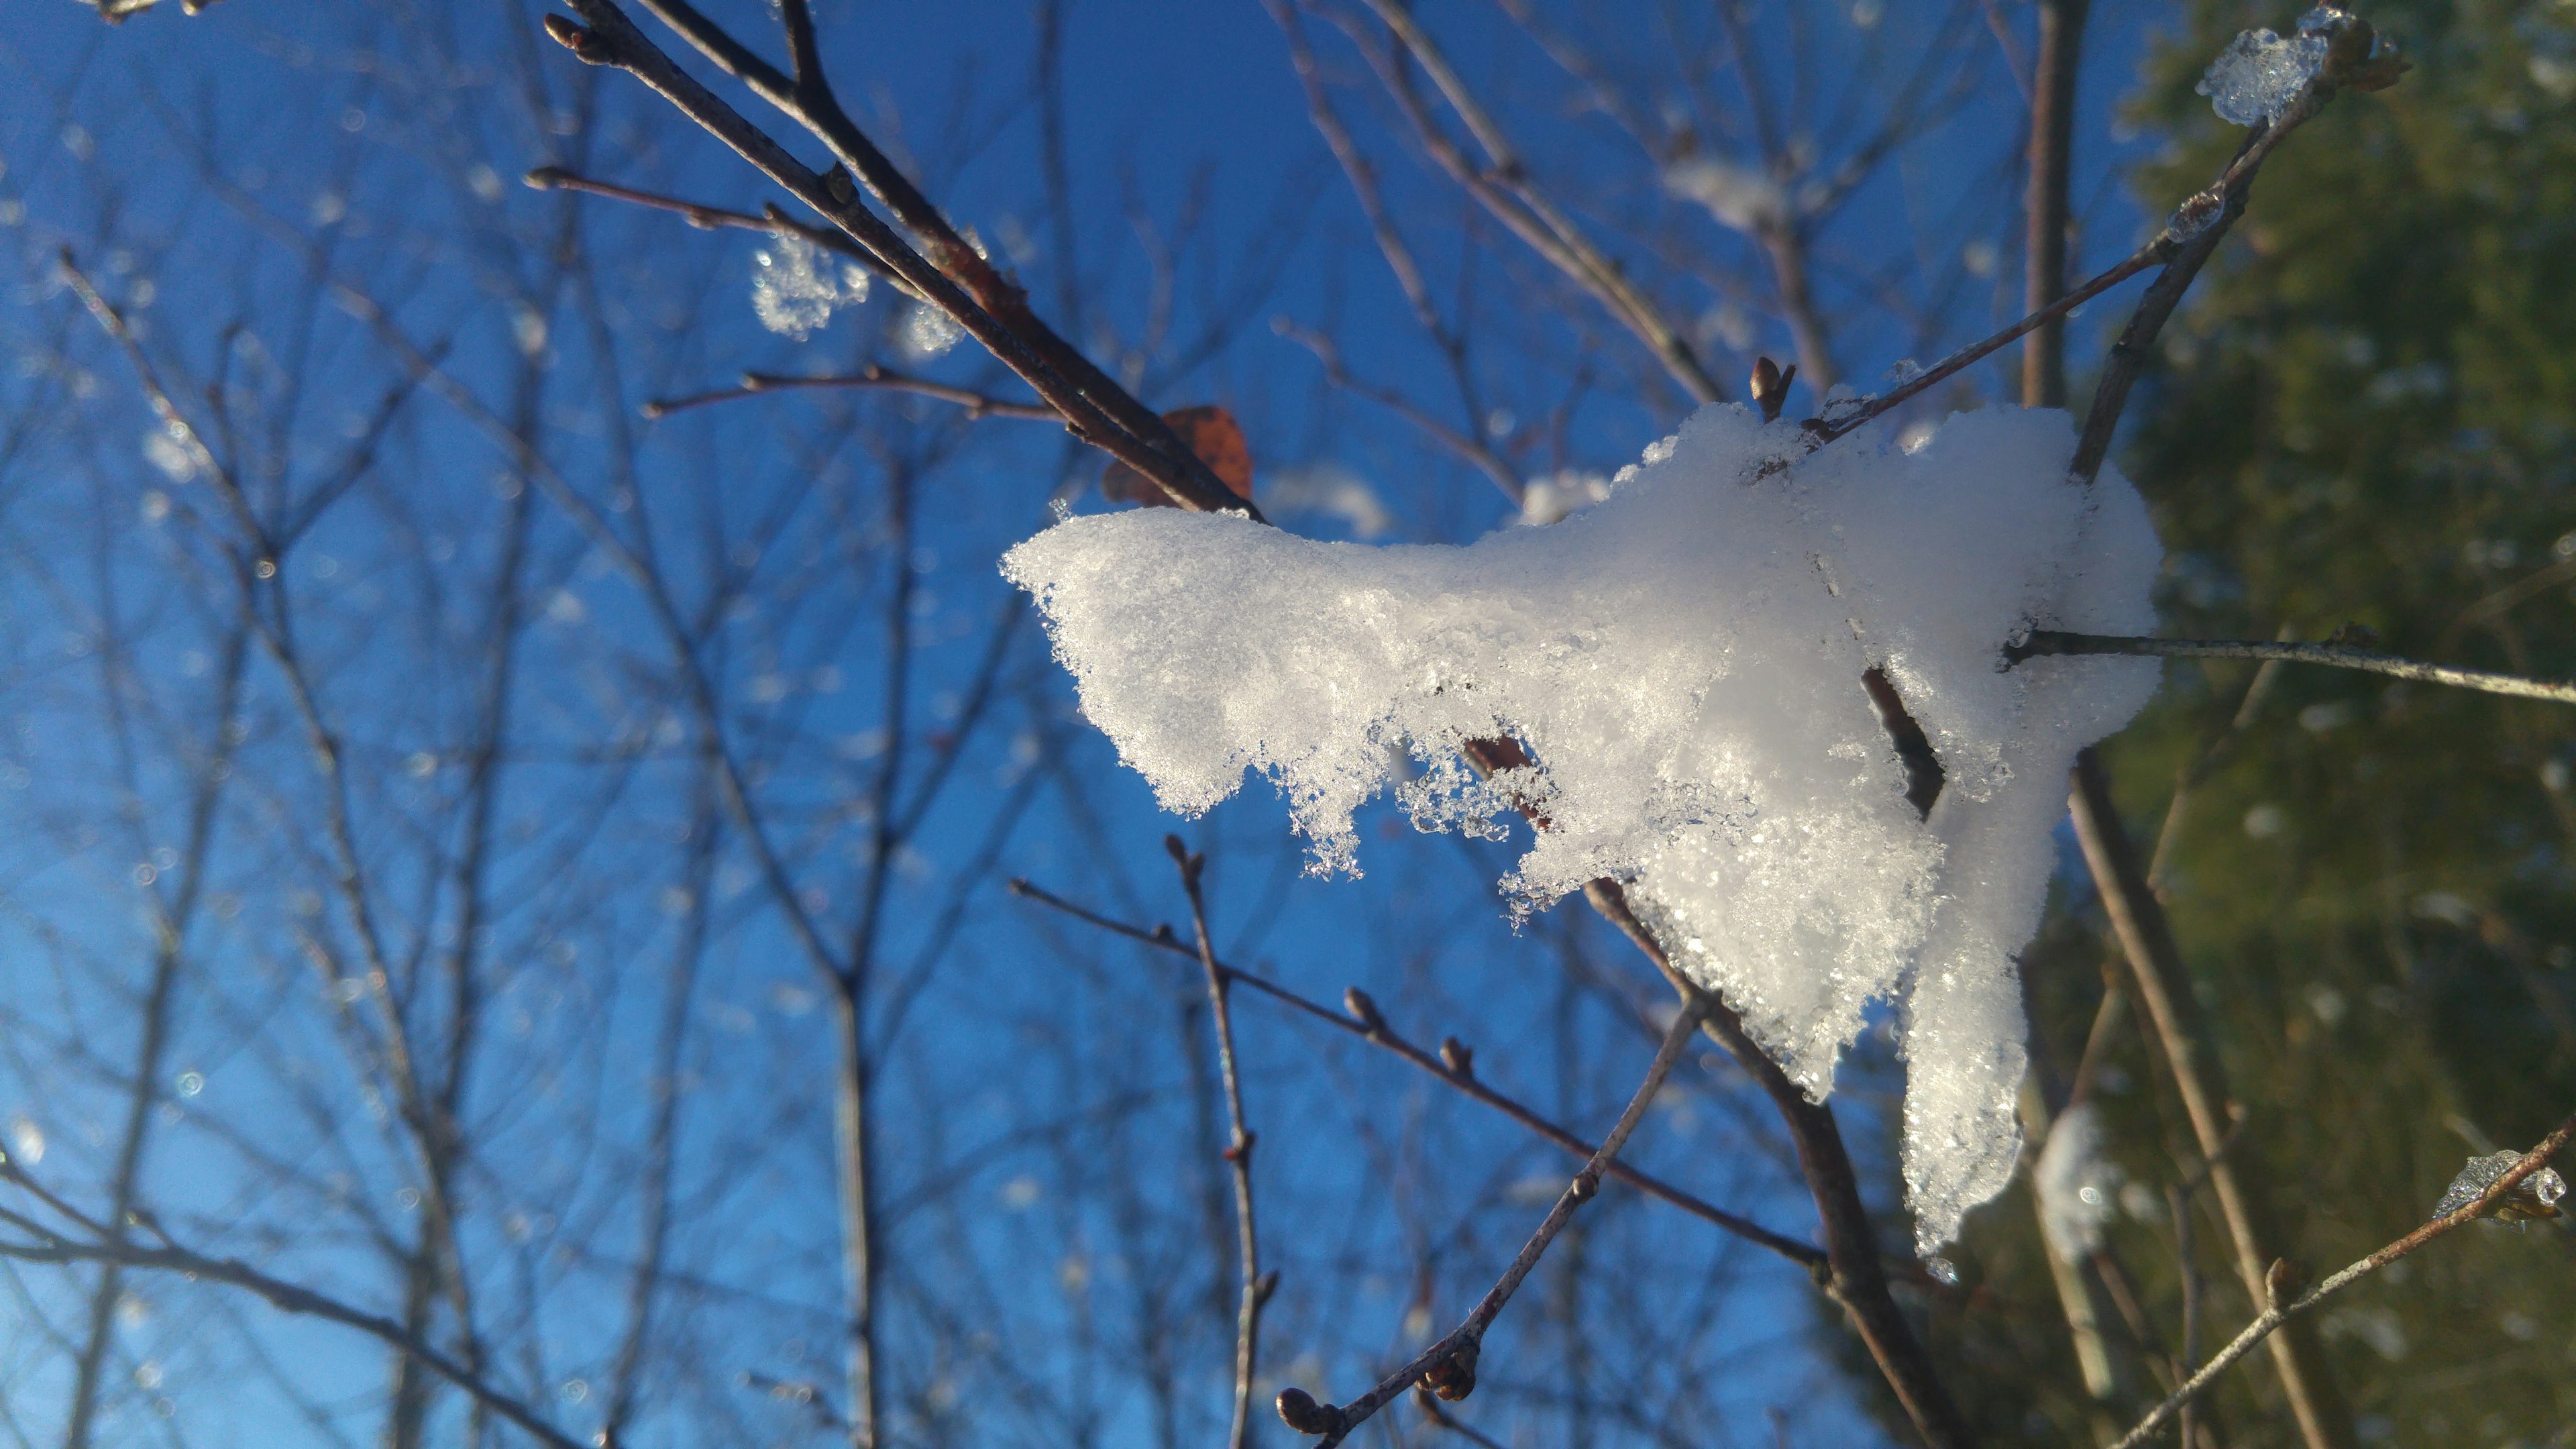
1003,404,2163,1250
751,235,871,340
2196,6,2408,128
2435,1151,2568,1226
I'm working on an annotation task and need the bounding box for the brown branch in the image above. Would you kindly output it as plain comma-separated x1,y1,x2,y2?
616,0,1254,515
1411,1386,1508,1449
1803,243,2162,445
641,367,1061,421
1004,877,1823,1268
1334,0,1725,404
1169,840,1270,1449
2110,1113,2576,1449
1580,878,1978,1449
2022,0,2089,409
521,165,882,268
1288,989,1713,1446
2012,632,2576,708
547,0,1258,517
2071,751,2355,1449
2068,48,2365,487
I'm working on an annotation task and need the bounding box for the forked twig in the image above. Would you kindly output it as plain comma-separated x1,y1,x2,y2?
1284,991,1712,1446
2110,1113,2576,1448
1168,839,1270,1449
1006,878,1821,1268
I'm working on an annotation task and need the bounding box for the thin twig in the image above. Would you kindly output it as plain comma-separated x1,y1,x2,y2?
1411,1386,1508,1449
1169,839,1268,1449
1294,991,1712,1446
618,0,1254,514
2110,1112,2576,1449
2071,751,2352,1449
0,1167,584,1449
521,164,881,267
2011,632,2576,708
548,0,1257,517
1005,878,1822,1268
641,367,1061,421
1804,245,2162,443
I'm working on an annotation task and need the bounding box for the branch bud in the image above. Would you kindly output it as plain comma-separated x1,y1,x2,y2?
541,14,612,64
1275,1387,1343,1436
1749,356,1797,422
1418,1340,1479,1401
1344,986,1385,1034
1438,1036,1474,1078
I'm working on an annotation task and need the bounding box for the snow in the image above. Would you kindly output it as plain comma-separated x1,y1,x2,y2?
2434,1150,2568,1222
1665,156,1790,234
2034,1102,2122,1260
1003,403,2162,1251
2196,7,2347,127
750,235,870,340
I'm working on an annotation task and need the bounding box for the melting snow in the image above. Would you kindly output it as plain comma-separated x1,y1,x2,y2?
1004,403,2161,1250
2198,7,2345,126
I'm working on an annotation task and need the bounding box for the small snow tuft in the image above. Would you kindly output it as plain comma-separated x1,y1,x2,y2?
751,235,871,340
1003,404,2162,1250
2035,1102,2123,1260
2197,6,2354,126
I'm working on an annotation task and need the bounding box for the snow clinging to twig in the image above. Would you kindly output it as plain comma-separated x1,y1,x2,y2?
1002,404,2162,1250
751,235,871,341
2198,6,2349,126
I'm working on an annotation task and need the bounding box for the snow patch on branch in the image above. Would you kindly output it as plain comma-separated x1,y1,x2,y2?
2198,6,2351,126
1002,404,2161,1250
751,235,871,340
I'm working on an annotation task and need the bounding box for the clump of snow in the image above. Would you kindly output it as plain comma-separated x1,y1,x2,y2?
2034,1102,2123,1260
2197,6,2347,126
1665,156,1790,234
1265,464,1393,539
2434,1150,2568,1224
1519,470,1612,527
900,300,966,360
751,235,871,340
1002,404,2162,1250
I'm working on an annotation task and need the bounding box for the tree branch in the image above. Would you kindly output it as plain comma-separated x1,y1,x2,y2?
2110,1113,2576,1449
0,1172,584,1449
1004,877,1823,1268
546,0,1258,517
641,368,1060,421
1169,839,1270,1449
2012,632,2576,708
1285,990,1712,1446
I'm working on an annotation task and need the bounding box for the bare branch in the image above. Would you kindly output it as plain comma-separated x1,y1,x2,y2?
0,1169,583,1449
642,368,1061,422
1004,877,1823,1269
2111,1114,2576,1449
1287,989,1711,1446
1169,839,1269,1449
2012,632,2576,708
